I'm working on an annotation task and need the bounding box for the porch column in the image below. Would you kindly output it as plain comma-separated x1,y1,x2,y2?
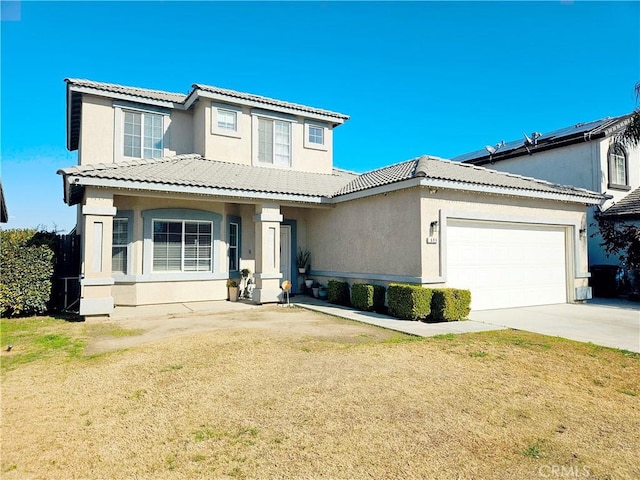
252,203,283,303
79,189,116,317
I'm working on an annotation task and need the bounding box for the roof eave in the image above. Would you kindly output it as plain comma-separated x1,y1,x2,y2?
67,84,185,110
417,178,604,204
63,175,331,205
192,88,348,126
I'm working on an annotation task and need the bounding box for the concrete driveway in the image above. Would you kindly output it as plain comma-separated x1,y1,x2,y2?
468,300,640,352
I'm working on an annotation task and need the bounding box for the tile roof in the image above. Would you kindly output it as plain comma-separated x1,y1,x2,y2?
454,114,633,164
65,78,187,104
59,154,604,204
602,187,640,218
59,155,357,199
64,79,349,121
193,84,349,121
334,156,604,200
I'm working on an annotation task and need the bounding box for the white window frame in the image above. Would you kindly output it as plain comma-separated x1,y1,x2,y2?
113,103,169,162
112,217,129,274
151,219,214,273
228,221,240,273
251,110,296,168
211,102,242,138
304,121,328,151
608,143,629,190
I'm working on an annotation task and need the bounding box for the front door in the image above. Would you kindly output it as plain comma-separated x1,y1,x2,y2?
280,225,291,284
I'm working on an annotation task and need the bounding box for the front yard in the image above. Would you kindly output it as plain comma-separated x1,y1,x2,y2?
1,308,638,479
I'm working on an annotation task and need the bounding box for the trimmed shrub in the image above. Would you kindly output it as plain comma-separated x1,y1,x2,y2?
430,288,471,322
387,283,433,320
327,280,350,306
351,283,386,312
1,229,55,317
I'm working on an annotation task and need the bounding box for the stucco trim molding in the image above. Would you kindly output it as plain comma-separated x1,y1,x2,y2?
310,270,427,284
253,212,284,223
81,277,115,286
254,273,283,280
82,205,117,216
114,273,228,283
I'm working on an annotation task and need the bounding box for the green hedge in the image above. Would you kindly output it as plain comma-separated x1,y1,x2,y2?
351,283,386,312
327,280,350,306
387,283,433,320
430,288,472,322
1,229,55,317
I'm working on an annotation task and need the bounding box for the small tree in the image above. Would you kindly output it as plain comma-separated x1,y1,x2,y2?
593,213,640,286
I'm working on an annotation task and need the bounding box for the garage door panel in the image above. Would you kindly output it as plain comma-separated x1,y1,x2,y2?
446,221,567,310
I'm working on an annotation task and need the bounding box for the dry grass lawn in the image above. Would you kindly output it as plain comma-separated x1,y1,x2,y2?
1,307,639,479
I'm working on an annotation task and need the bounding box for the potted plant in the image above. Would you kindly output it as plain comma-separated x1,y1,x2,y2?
318,285,328,300
227,279,239,302
296,248,311,274
312,281,320,298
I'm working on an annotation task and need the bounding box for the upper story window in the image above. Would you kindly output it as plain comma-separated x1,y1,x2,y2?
304,121,328,151
309,125,323,144
123,111,163,159
218,109,237,131
258,117,291,166
608,143,629,190
212,102,242,138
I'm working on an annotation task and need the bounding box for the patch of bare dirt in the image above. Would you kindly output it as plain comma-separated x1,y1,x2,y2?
85,305,398,355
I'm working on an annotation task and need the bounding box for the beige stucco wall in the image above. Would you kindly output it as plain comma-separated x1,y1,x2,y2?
194,101,334,173
307,188,423,277
304,185,589,303
167,109,194,156
78,95,194,165
113,280,228,306
197,102,252,164
77,94,336,174
79,95,114,165
292,121,333,174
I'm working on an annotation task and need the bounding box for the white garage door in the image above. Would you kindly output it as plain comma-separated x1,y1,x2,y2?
446,220,567,310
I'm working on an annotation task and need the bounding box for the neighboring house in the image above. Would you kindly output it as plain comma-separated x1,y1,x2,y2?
455,114,639,273
58,79,604,317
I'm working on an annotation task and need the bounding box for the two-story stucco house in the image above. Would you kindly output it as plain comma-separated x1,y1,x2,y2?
58,79,604,317
455,115,639,278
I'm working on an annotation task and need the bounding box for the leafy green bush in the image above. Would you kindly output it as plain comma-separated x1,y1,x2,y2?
327,280,350,306
351,283,386,312
430,288,471,322
387,283,433,320
1,229,55,317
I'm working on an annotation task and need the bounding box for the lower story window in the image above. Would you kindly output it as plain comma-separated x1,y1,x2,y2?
112,217,129,274
153,220,213,272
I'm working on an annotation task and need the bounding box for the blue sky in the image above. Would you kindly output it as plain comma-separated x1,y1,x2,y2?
1,1,639,233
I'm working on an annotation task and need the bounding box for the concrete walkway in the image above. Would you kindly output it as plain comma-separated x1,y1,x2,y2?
292,296,504,337
468,301,640,353
294,297,640,352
